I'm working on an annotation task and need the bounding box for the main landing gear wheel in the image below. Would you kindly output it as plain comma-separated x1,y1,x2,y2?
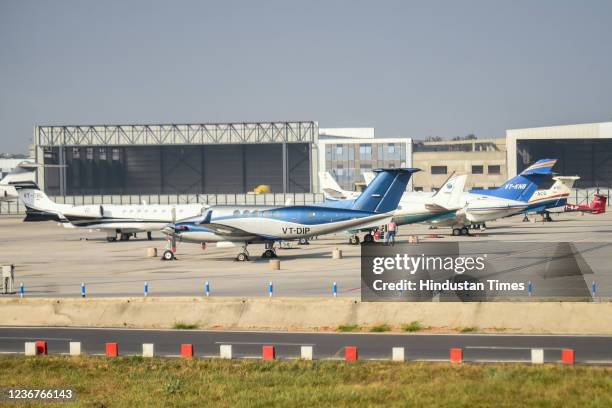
452,228,469,236
106,236,117,242
363,233,374,243
147,231,152,240
349,235,360,245
120,233,131,241
261,249,277,259
162,250,175,261
236,252,249,262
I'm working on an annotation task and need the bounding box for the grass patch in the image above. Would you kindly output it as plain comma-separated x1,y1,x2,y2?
401,321,423,332
172,321,198,330
337,324,360,332
461,326,478,333
1,356,612,406
369,324,391,333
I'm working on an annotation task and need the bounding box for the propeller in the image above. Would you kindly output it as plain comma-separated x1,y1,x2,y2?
170,206,177,253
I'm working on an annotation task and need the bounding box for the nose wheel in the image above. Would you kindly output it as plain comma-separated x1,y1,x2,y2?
236,243,250,262
162,249,176,261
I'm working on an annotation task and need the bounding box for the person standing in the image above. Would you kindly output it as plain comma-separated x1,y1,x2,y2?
385,220,397,246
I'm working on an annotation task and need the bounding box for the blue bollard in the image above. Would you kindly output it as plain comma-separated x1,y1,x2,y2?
205,281,210,297
268,281,273,297
81,282,86,298
528,281,533,297
333,281,337,297
19,283,24,298
144,281,149,297
592,281,597,298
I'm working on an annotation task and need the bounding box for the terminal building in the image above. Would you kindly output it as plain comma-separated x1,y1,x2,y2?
317,128,412,191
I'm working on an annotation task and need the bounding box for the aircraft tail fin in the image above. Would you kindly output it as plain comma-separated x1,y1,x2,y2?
362,171,376,186
318,172,349,200
470,159,557,202
350,168,420,213
11,181,70,215
551,176,580,193
430,174,467,209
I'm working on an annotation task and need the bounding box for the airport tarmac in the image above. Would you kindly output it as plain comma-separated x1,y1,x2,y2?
1,327,611,363
1,211,611,298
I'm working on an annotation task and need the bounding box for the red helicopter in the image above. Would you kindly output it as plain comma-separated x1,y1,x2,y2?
565,193,607,214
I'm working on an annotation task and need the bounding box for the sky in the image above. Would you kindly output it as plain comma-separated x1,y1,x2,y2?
1,0,611,153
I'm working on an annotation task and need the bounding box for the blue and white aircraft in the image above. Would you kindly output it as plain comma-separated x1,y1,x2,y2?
437,158,558,235
163,168,419,261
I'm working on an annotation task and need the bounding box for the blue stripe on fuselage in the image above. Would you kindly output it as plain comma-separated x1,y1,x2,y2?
177,205,379,227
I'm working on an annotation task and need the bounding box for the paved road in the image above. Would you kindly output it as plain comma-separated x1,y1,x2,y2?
1,327,611,363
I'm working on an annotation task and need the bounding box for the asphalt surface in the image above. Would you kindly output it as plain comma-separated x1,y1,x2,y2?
1,327,611,363
2,211,612,298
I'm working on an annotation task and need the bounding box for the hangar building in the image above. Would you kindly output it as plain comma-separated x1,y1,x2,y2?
507,121,612,188
35,121,317,196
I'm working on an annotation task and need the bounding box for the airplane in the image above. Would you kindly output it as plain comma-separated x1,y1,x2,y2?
0,160,36,202
162,168,419,261
565,192,607,214
514,176,580,221
13,182,207,241
442,158,558,235
319,171,467,244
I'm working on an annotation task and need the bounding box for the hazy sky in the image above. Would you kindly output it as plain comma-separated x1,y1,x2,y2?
1,0,611,153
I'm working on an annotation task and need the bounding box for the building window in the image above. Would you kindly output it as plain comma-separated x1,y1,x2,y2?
359,144,372,160
112,148,121,161
388,144,395,154
86,148,93,160
72,148,80,159
431,165,447,175
488,165,501,174
471,165,483,174
99,148,107,160
336,146,343,157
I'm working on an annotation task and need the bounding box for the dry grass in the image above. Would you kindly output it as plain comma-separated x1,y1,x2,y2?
1,356,612,407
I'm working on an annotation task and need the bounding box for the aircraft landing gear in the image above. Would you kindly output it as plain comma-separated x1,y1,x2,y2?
236,243,250,262
363,233,374,243
544,211,553,222
522,214,530,222
147,231,152,240
261,242,277,259
349,235,360,245
120,233,131,241
162,249,176,261
452,227,470,236
261,249,277,259
106,236,117,242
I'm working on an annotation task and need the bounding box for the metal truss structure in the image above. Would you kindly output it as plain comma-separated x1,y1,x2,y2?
36,121,318,146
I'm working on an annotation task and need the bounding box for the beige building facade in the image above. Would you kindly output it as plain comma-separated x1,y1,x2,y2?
412,138,507,191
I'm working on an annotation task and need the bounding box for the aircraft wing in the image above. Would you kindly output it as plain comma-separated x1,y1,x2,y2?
424,203,461,213
195,222,257,238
